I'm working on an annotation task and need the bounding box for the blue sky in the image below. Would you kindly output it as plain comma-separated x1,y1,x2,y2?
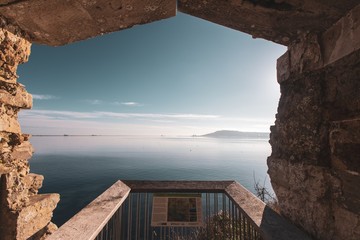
18,13,286,136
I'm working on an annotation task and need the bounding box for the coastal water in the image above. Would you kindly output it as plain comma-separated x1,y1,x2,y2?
29,136,272,226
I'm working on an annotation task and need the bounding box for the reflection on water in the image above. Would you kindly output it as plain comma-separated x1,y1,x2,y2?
29,136,272,226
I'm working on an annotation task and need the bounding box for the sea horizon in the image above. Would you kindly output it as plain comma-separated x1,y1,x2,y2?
30,135,273,226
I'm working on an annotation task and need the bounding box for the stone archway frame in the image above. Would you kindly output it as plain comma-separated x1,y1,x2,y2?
1,1,360,239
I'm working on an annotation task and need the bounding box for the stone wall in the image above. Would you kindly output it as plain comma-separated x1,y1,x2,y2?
0,28,59,240
268,5,360,240
0,1,359,239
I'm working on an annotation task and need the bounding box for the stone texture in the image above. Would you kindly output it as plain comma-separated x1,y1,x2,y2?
0,0,176,46
0,27,59,240
49,181,311,240
267,160,336,239
0,80,33,108
2,194,60,240
0,27,31,82
268,15,360,240
0,103,21,133
333,205,360,240
322,4,360,65
269,70,329,167
47,181,130,240
29,222,58,240
16,194,60,240
2,0,358,46
25,173,44,196
178,0,360,45
276,4,360,84
330,119,360,174
0,1,359,240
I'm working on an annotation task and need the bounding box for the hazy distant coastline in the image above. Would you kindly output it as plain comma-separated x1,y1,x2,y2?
32,130,270,139
195,130,269,139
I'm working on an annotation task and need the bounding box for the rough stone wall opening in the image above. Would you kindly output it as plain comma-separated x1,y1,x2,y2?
1,13,284,239
267,5,360,239
1,1,360,240
0,28,59,240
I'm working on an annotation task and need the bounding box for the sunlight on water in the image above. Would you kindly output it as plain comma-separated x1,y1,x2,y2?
29,136,272,226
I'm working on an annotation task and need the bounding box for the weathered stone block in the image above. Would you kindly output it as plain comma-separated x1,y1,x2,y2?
333,170,360,215
10,141,33,162
288,33,323,74
277,51,290,83
16,194,60,240
0,163,11,175
323,49,360,121
270,19,360,240
30,222,58,240
25,173,44,195
178,0,359,46
330,119,360,174
0,65,18,83
268,160,335,239
0,29,31,65
333,204,360,240
2,171,30,210
268,159,331,201
322,4,360,66
0,0,176,46
0,103,22,134
270,71,329,166
0,194,59,240
0,80,32,108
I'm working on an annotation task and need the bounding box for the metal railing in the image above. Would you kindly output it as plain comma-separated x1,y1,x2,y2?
48,180,312,240
95,192,261,240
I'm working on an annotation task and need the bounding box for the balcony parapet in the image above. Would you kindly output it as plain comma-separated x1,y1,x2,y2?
47,181,130,240
47,180,311,240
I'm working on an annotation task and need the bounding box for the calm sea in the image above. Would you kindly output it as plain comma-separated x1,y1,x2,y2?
29,136,272,226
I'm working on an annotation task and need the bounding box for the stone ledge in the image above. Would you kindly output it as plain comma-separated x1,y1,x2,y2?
16,194,60,240
0,106,21,133
178,0,359,46
0,0,176,46
0,80,32,108
24,173,44,195
330,118,360,173
9,140,33,161
1,140,34,164
48,180,311,240
0,28,31,65
322,3,360,66
225,181,312,240
31,222,58,240
47,180,130,240
277,3,360,83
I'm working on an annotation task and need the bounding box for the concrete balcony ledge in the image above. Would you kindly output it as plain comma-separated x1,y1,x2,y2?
47,180,311,240
46,181,130,240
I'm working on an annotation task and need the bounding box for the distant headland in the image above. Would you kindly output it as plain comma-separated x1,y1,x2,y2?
194,130,269,139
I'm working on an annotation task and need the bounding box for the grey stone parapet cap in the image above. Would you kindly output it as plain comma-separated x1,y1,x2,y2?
47,180,312,240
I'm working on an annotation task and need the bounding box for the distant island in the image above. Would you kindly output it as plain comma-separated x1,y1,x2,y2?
195,130,269,139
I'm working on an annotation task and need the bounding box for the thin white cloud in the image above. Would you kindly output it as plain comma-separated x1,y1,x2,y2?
120,101,143,107
83,100,143,106
32,94,57,100
21,110,100,119
20,110,220,121
121,102,141,106
84,99,102,105
19,110,273,135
